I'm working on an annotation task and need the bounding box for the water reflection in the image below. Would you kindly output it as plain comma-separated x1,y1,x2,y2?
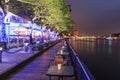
108,39,112,55
69,38,120,80
69,39,96,55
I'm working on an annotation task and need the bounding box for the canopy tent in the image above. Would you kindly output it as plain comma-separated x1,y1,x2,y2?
0,11,43,37
0,6,58,45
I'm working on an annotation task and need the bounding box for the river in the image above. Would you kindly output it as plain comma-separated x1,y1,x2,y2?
69,38,120,80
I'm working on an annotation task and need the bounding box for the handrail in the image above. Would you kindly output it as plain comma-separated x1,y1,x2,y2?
70,45,91,80
76,56,91,80
67,41,95,80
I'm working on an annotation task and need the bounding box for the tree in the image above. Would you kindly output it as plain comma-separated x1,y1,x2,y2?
8,0,34,21
12,0,74,32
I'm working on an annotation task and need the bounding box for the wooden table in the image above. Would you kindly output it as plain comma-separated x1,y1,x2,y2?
46,65,74,80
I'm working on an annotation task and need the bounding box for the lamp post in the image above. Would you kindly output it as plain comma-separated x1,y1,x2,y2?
0,44,3,63
29,25,33,44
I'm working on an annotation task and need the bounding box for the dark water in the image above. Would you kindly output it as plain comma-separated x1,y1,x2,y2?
69,39,120,80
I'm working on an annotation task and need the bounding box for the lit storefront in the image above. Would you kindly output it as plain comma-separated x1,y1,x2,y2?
0,7,58,48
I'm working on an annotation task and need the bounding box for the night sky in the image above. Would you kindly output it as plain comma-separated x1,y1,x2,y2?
66,0,120,36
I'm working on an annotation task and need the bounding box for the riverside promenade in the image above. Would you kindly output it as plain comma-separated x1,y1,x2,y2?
0,41,76,80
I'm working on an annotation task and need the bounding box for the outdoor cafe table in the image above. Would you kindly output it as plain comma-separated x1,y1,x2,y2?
61,46,67,51
46,65,74,80
56,51,70,56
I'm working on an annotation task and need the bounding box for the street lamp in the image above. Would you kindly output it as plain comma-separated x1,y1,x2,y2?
0,44,3,63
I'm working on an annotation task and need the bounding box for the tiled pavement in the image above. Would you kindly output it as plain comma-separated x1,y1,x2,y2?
1,42,76,80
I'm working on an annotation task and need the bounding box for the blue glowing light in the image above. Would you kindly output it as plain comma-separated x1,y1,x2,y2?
0,7,7,42
0,7,59,42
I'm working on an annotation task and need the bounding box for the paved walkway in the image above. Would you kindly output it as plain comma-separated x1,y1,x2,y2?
0,46,39,76
0,41,76,80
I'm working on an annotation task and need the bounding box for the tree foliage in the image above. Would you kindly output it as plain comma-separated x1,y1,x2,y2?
8,0,34,20
8,0,74,32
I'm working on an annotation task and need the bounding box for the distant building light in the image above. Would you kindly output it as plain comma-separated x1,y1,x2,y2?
106,37,112,40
